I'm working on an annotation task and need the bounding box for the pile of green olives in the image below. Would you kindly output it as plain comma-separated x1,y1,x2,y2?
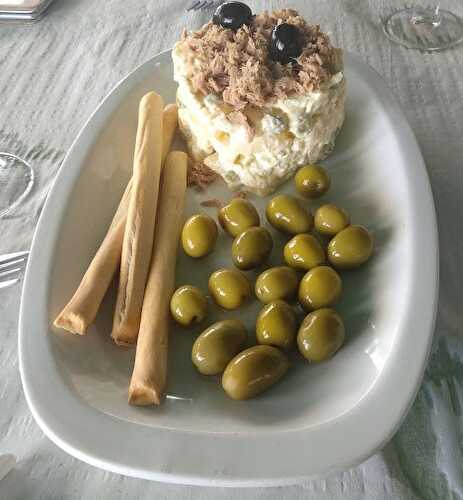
169,162,375,401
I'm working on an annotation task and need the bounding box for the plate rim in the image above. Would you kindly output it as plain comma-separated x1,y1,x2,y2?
18,49,439,486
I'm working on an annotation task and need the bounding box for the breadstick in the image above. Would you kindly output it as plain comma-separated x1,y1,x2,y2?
162,104,178,159
54,103,177,335
128,151,187,405
53,183,131,334
111,92,165,346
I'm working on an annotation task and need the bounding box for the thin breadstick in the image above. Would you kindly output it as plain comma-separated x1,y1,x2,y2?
128,151,187,405
53,183,132,334
111,92,165,346
54,103,177,335
162,104,178,160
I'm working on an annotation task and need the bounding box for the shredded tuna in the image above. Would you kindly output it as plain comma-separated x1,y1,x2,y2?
187,159,220,190
199,192,247,208
200,198,224,208
178,9,342,109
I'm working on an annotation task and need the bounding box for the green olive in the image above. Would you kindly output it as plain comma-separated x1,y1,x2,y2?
181,214,218,258
297,308,345,362
328,225,374,269
208,268,251,310
170,285,208,326
295,164,331,199
232,227,273,270
218,198,260,237
192,320,247,375
284,233,325,271
266,195,313,235
255,266,300,304
314,204,350,236
298,265,342,311
256,300,297,350
222,345,289,400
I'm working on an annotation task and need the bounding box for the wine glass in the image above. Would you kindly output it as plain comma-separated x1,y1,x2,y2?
0,153,34,218
383,4,463,50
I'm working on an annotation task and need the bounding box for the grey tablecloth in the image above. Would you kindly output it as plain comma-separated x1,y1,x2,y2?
1,1,463,498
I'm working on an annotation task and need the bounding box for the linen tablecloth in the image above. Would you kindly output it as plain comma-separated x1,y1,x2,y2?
1,0,463,498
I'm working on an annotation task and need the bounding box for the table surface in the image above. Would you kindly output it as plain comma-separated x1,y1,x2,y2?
1,0,463,499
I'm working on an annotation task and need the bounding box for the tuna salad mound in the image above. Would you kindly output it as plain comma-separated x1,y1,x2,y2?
173,5,346,196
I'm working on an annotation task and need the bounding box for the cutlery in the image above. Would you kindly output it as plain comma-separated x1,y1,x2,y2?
187,1,222,12
0,251,28,289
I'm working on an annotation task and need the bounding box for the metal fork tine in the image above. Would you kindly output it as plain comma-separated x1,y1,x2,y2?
0,267,22,279
0,257,27,271
187,1,201,11
0,278,19,290
187,0,219,12
196,1,212,10
0,250,28,265
0,251,28,289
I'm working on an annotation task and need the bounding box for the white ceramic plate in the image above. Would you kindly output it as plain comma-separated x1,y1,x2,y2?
19,50,438,486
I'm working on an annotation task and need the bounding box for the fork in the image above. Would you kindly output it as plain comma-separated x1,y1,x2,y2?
0,251,29,290
187,0,222,12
